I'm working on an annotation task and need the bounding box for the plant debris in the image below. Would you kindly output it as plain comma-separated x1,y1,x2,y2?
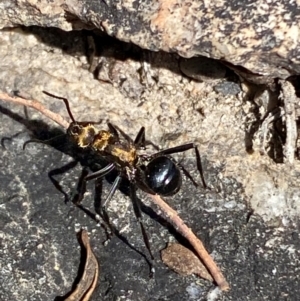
64,229,99,301
161,243,213,282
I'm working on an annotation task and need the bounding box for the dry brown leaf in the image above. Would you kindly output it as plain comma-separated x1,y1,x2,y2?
161,243,213,282
64,229,99,301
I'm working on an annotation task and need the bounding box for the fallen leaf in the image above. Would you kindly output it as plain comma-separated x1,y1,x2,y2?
161,243,213,282
64,229,99,301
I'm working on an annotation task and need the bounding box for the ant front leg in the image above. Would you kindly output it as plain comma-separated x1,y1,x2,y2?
153,143,207,189
72,168,89,205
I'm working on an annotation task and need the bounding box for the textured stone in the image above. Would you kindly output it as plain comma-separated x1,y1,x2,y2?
0,22,300,301
1,0,300,81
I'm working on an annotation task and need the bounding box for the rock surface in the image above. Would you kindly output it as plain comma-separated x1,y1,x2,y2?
1,0,300,80
0,26,299,301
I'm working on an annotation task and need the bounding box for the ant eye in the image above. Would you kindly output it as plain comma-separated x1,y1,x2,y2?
68,124,81,136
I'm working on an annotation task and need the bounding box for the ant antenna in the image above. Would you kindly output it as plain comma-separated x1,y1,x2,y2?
42,91,76,123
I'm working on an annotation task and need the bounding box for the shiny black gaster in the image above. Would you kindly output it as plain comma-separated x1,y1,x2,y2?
145,156,182,196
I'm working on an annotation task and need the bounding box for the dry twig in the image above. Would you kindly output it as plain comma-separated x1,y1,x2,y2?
0,90,229,291
0,91,69,129
151,194,229,291
161,242,213,282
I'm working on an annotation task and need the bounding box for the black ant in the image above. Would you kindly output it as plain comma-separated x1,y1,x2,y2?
39,91,207,259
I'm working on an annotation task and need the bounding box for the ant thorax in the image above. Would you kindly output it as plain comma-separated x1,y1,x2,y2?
105,142,138,167
92,130,115,151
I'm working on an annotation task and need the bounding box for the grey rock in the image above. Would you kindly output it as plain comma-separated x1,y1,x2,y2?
214,81,241,96
0,24,300,301
0,0,300,80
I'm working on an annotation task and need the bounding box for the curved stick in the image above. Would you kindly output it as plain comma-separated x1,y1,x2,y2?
0,91,69,129
149,193,230,291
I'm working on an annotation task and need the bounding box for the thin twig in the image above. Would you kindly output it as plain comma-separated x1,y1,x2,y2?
0,91,69,129
0,90,229,291
149,193,229,291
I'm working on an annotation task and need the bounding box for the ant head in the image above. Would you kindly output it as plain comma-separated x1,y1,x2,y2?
67,122,81,136
42,91,96,148
68,122,96,148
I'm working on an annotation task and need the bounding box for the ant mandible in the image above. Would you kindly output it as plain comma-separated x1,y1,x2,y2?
42,91,207,259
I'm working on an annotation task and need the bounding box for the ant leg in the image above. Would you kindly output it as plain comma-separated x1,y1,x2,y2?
134,127,146,148
85,163,115,181
97,179,154,275
94,178,115,240
153,143,207,188
130,182,154,261
102,174,122,207
73,163,115,205
135,170,157,195
107,122,120,139
73,168,89,205
153,142,194,156
94,178,103,215
93,178,117,241
194,146,207,188
170,157,199,188
134,127,160,150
